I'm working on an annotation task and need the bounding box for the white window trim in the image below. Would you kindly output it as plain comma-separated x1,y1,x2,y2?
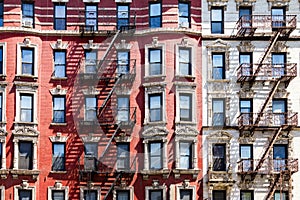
0,186,4,200
84,96,97,121
17,39,38,78
48,181,69,200
115,0,132,3
83,0,100,2
52,0,69,2
175,82,197,124
80,186,101,200
14,83,38,125
175,40,195,78
176,184,196,200
0,42,6,76
145,37,166,78
145,183,167,200
0,134,6,170
0,86,6,123
113,186,134,200
143,82,167,125
14,181,36,200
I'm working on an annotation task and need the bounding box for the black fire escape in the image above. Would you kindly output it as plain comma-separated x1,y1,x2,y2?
235,14,298,200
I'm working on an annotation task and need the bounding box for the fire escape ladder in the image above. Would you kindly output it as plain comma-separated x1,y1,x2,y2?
98,75,122,118
251,127,283,180
104,171,123,200
252,30,282,82
265,172,282,200
99,123,121,160
98,30,121,71
252,79,282,129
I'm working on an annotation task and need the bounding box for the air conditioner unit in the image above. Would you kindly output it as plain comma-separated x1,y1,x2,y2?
22,20,33,28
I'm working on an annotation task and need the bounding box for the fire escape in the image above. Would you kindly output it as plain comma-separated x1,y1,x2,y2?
235,14,298,199
77,21,137,199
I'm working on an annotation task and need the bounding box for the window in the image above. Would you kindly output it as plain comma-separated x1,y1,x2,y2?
149,94,162,122
272,53,286,76
149,48,162,76
117,4,129,30
149,190,162,200
240,99,252,125
149,2,162,28
84,190,97,200
0,93,2,122
0,2,3,27
84,143,98,171
85,50,97,74
85,97,97,121
178,2,190,28
117,190,130,200
212,53,225,79
240,190,253,200
53,96,66,123
240,145,253,171
213,190,226,200
117,96,129,123
274,191,288,200
0,143,2,168
19,189,32,200
21,48,34,76
54,51,66,78
22,2,34,28
179,94,192,121
211,7,223,34
19,141,33,170
0,46,3,75
149,142,162,169
212,99,225,126
272,99,286,125
117,51,130,74
178,48,191,76
117,143,129,170
20,94,33,122
272,7,285,29
52,190,65,200
54,4,66,30
239,7,252,28
179,142,192,169
273,145,287,172
85,4,98,31
212,144,226,171
180,189,193,200
52,143,65,171
239,53,252,76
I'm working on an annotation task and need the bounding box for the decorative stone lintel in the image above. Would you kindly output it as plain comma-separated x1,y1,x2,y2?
173,169,200,179
141,169,171,180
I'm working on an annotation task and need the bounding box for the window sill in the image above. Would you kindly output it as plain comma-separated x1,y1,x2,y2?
11,169,40,180
50,123,67,126
141,169,170,180
79,120,98,126
144,75,166,81
173,168,200,179
144,121,167,126
50,171,67,174
207,79,230,83
15,75,38,81
175,75,195,81
175,121,197,126
51,76,68,81
13,121,38,126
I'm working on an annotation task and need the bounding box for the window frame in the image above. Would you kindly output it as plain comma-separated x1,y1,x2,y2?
0,2,3,27
117,51,130,74
80,187,101,200
179,141,192,169
52,142,66,171
212,143,226,171
178,2,190,28
178,47,192,76
149,93,163,122
149,2,162,28
145,186,167,200
212,52,225,79
52,95,66,123
85,96,97,121
211,7,224,34
17,41,38,78
53,50,66,78
149,141,163,170
148,48,163,76
117,4,130,30
20,93,33,123
18,141,33,170
22,2,34,28
116,143,130,171
212,190,226,200
54,3,66,30
48,185,69,200
239,144,253,172
179,93,192,121
240,190,254,200
21,47,34,76
212,98,225,126
85,4,98,31
84,50,98,74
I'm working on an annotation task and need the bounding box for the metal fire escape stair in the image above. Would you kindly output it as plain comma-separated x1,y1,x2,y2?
265,172,282,200
251,127,283,180
104,172,123,200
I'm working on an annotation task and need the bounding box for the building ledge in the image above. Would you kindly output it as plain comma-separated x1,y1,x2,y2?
50,171,67,174
141,169,171,180
10,169,40,180
51,77,68,81
15,75,38,81
173,169,200,179
0,169,9,179
50,123,67,126
175,75,196,81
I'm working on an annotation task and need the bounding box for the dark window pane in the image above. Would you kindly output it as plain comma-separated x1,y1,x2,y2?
117,190,130,200
149,190,162,200
180,189,193,200
54,5,66,30
213,144,226,171
84,190,97,200
19,190,32,200
117,5,129,30
19,142,33,170
213,190,226,200
52,143,65,171
52,190,65,200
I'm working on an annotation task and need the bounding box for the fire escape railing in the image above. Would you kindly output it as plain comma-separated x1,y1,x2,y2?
98,106,137,126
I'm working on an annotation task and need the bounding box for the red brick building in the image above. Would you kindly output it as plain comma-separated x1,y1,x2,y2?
0,0,202,199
